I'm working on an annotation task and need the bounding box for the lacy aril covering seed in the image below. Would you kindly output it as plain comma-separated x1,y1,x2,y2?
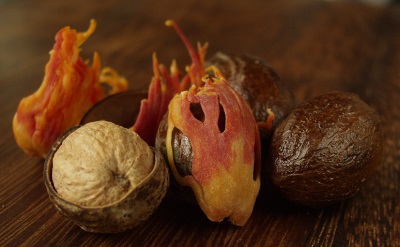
162,68,261,226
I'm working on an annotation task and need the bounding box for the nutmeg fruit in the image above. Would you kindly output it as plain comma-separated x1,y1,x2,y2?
44,120,169,233
269,92,383,207
156,69,261,226
207,52,295,141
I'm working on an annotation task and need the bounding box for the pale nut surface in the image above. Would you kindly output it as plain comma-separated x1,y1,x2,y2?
52,120,154,207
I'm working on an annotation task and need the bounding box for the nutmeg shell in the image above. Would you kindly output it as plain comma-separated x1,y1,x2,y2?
44,123,169,233
269,92,383,207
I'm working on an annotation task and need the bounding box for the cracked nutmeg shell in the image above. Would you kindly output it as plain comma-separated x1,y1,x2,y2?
269,92,383,207
44,120,169,233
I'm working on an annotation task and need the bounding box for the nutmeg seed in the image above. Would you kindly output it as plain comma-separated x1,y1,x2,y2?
269,92,383,207
207,52,295,141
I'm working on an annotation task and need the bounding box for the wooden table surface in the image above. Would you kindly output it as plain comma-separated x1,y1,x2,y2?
1,0,399,246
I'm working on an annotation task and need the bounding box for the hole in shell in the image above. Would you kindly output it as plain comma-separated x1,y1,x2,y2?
190,103,205,122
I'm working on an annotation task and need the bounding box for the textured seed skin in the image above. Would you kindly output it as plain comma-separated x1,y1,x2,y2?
156,113,198,205
207,52,295,141
269,92,383,207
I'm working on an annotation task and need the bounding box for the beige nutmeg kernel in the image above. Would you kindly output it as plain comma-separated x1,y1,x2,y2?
52,120,154,207
44,120,169,233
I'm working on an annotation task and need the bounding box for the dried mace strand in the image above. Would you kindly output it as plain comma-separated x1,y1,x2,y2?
13,20,128,158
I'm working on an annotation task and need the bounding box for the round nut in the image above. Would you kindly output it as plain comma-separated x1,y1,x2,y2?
207,52,295,141
269,92,383,207
43,121,169,233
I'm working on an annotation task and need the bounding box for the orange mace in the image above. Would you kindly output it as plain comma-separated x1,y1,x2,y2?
13,20,127,158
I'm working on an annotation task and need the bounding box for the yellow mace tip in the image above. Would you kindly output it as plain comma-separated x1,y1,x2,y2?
165,19,174,27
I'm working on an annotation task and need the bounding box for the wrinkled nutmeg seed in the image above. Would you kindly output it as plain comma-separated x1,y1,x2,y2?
52,121,154,206
269,92,383,207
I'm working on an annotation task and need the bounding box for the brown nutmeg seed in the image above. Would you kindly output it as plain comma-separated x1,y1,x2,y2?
207,52,295,141
269,92,383,207
156,113,197,205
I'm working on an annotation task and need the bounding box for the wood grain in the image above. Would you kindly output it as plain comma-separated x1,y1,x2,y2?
1,0,399,246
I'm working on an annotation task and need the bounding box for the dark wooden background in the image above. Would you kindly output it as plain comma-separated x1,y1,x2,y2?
1,0,399,246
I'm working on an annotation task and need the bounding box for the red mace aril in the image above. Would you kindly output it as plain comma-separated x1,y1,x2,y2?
131,20,208,146
13,20,127,158
163,67,261,226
